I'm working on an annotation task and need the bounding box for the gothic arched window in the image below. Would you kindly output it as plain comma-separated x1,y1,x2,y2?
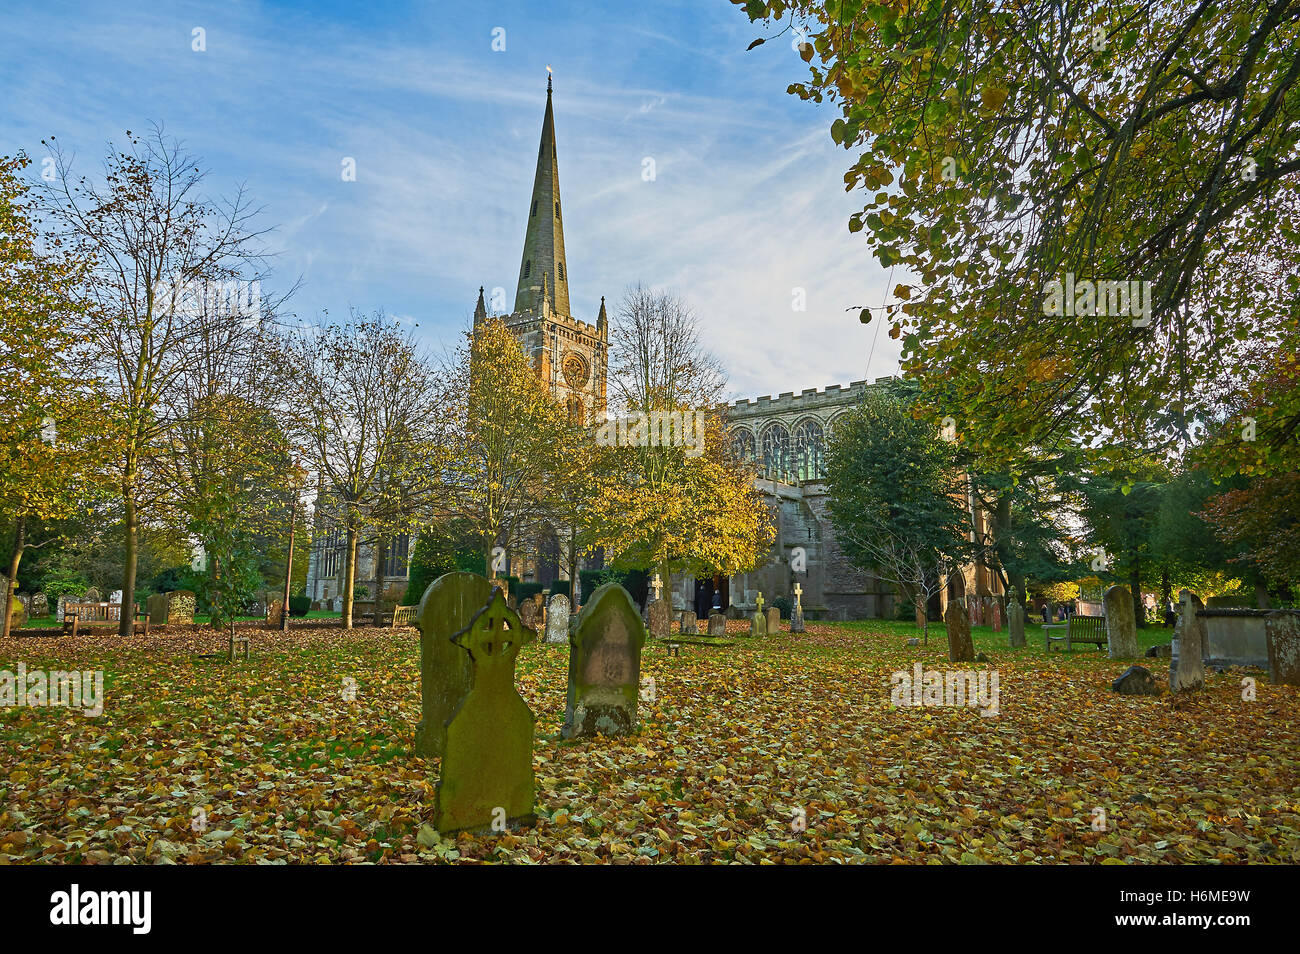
760,423,791,478
524,260,531,278
554,201,560,218
558,262,565,282
792,419,826,480
730,427,755,462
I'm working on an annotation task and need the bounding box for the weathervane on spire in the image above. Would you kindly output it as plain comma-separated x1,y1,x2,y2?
546,64,552,93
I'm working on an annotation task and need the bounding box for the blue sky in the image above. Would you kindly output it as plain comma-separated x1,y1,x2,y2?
1,0,901,398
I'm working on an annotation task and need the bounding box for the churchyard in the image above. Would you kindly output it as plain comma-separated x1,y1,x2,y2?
2,599,1296,865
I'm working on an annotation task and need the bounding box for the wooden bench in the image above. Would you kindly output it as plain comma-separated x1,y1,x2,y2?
388,605,418,629
1045,614,1107,652
62,602,148,638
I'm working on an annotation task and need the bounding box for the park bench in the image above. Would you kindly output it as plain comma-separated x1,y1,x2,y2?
388,605,418,629
62,602,149,638
1044,614,1107,652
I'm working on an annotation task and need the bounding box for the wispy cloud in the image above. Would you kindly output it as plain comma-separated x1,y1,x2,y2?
1,0,899,397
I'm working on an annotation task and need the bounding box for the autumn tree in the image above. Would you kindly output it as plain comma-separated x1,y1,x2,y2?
38,126,277,636
288,313,444,628
438,317,568,578
596,285,771,583
825,381,974,652
738,0,1300,466
0,155,107,638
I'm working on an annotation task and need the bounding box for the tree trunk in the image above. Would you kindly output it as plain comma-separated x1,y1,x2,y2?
1,516,24,641
1160,567,1172,607
281,500,295,633
119,485,139,639
342,522,358,629
1128,555,1142,628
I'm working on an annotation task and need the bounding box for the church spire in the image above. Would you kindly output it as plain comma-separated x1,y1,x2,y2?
474,285,487,322
514,74,571,317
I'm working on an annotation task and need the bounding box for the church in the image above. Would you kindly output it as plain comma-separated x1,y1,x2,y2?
306,79,1002,619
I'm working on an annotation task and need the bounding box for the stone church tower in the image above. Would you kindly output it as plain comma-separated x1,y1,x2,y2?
476,76,608,424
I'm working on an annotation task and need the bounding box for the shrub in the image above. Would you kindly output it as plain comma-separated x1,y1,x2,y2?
513,582,544,605
288,595,311,617
771,596,792,619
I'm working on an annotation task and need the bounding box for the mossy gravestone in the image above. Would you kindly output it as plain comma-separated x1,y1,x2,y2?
1104,584,1139,658
945,600,975,662
545,593,570,644
646,598,670,640
1007,600,1026,648
414,572,492,759
1170,589,1208,692
435,589,536,834
562,583,645,739
765,606,780,633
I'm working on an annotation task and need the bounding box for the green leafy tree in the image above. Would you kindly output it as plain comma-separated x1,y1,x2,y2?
825,382,973,653
738,0,1300,464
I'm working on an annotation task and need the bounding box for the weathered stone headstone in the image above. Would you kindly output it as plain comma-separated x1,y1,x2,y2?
56,594,68,623
750,593,767,637
790,582,805,633
1007,600,1026,648
266,599,285,629
990,600,1003,633
708,611,726,636
1265,611,1300,687
109,589,123,606
519,597,538,631
646,598,670,641
562,583,645,739
1170,589,1207,692
414,571,493,759
167,590,196,625
83,587,101,603
1104,584,1139,658
9,597,27,630
725,605,743,620
945,600,975,662
680,610,697,635
30,592,48,618
435,589,536,834
146,592,168,625
545,593,570,644
765,606,780,632
1112,665,1159,696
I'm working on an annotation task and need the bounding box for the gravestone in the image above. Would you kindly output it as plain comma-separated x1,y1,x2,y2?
83,587,101,603
990,600,1003,633
545,593,570,644
1170,589,1207,692
1112,665,1159,696
708,611,726,636
519,597,538,631
247,600,265,619
680,610,697,635
1104,584,1139,658
9,597,27,630
1007,600,1026,648
562,583,645,739
56,594,68,623
945,600,975,662
266,599,285,630
30,592,48,618
1265,612,1300,687
167,591,196,625
790,582,805,634
109,589,123,606
646,598,670,641
435,589,536,834
414,571,494,759
146,592,168,625
725,605,743,620
750,593,767,637
765,606,780,632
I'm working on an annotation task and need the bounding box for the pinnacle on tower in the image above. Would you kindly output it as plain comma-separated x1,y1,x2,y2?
597,295,608,332
474,285,487,322
514,76,570,316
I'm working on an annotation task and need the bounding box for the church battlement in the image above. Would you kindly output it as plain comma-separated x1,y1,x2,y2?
728,377,892,412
